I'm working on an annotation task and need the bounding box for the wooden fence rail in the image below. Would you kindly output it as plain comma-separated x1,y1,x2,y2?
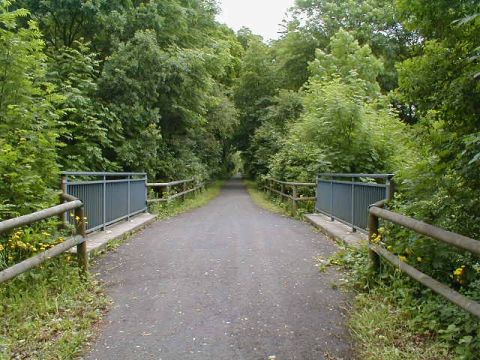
0,193,88,284
147,179,204,204
368,202,480,318
264,178,316,214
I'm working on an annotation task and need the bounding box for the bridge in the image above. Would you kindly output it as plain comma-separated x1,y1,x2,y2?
1,173,479,359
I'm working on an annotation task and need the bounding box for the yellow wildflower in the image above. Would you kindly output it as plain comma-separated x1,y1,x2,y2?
417,257,423,262
453,265,466,276
16,241,27,249
399,256,407,262
0,244,4,251
370,233,382,244
42,231,51,237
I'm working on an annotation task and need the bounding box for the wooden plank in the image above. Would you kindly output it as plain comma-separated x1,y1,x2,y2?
370,244,480,318
293,197,316,201
147,179,194,187
370,206,480,256
0,235,84,284
265,187,293,200
270,179,316,186
147,198,168,203
147,184,203,203
0,201,83,234
75,207,88,274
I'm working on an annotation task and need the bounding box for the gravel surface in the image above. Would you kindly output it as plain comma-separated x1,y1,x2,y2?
84,178,353,360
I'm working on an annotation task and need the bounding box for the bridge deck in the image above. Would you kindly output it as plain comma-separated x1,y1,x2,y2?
86,178,352,359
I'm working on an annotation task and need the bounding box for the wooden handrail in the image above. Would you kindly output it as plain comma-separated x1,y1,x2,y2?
370,206,480,256
147,179,203,204
368,204,480,318
147,179,194,187
269,178,316,186
0,195,88,283
264,178,316,215
0,200,82,234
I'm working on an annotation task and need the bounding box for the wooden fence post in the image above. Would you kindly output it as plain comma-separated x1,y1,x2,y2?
292,185,298,215
75,206,88,274
166,185,171,203
280,183,284,202
368,208,380,272
387,178,395,202
59,176,68,229
183,182,187,201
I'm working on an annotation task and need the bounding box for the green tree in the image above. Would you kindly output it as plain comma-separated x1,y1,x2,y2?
293,0,416,91
269,30,414,180
233,36,279,176
47,43,120,171
0,2,59,217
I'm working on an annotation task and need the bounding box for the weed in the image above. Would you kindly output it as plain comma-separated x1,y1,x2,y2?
149,181,223,219
0,258,109,359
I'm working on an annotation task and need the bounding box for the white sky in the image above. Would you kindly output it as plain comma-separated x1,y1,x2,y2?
216,0,296,41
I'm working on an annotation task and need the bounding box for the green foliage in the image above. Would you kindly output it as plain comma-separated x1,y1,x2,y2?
248,90,303,178
331,246,480,359
149,181,223,220
47,43,120,171
0,258,109,359
293,0,416,91
234,37,278,156
0,2,59,217
269,30,415,180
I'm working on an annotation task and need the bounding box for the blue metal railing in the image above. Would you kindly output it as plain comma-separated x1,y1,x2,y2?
61,172,148,233
316,173,394,233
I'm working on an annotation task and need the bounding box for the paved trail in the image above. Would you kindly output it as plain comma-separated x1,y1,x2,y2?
85,178,352,360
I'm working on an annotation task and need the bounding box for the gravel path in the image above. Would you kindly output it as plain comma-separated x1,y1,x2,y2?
85,178,353,360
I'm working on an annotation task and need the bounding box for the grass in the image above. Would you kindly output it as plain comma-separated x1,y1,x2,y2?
0,257,109,360
244,180,287,215
322,247,453,360
149,180,224,219
349,291,451,359
244,180,314,218
0,182,223,359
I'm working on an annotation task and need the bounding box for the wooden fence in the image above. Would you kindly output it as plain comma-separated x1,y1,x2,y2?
147,179,204,204
264,178,316,214
368,200,480,318
0,193,88,284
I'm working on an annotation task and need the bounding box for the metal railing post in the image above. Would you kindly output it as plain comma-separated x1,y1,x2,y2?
102,175,106,231
330,177,334,221
144,175,148,209
351,177,356,232
127,175,131,220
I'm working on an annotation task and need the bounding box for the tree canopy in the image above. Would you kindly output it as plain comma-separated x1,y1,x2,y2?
0,0,479,354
